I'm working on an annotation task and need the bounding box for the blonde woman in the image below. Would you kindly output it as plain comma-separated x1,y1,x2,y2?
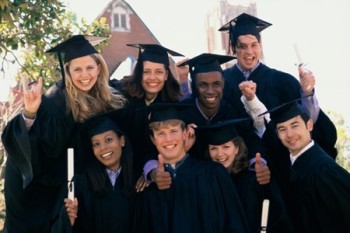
1,35,126,233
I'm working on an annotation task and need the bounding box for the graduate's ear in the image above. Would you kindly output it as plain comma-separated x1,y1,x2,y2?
306,118,313,132
120,135,125,147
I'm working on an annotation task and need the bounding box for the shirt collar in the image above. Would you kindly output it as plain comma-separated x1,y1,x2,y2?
164,153,189,179
106,167,122,186
236,61,260,80
290,140,314,165
195,98,218,123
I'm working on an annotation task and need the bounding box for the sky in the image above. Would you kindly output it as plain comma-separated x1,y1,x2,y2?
12,0,350,126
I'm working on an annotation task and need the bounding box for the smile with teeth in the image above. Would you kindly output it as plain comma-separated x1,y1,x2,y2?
80,79,91,85
245,57,254,62
216,158,228,163
206,97,217,102
101,152,112,158
147,82,160,87
164,144,176,149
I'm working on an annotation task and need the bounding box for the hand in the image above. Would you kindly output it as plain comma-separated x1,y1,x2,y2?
135,174,150,192
255,153,270,185
175,58,190,84
298,66,315,95
150,154,172,190
23,77,43,114
64,197,78,226
239,80,256,101
185,123,197,152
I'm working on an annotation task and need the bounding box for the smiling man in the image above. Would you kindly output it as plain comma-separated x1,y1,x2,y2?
219,13,338,202
133,103,249,233
267,101,350,233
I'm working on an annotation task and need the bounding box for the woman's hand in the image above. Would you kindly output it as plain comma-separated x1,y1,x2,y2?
64,197,78,226
23,77,43,116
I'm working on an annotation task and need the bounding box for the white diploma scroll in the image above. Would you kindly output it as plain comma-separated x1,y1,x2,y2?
260,199,270,233
293,43,303,66
67,148,74,200
293,43,312,91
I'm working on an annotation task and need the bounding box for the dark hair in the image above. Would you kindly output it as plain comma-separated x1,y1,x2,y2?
85,130,134,197
300,112,310,124
274,111,311,129
228,137,249,174
119,61,182,102
205,136,249,174
230,33,261,54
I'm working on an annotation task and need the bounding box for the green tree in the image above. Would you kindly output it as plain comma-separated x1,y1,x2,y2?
0,0,110,90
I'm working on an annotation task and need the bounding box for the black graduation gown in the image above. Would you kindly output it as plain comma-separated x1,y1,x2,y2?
180,97,267,161
287,144,350,233
50,173,135,233
1,82,76,233
223,63,337,159
134,156,249,233
231,170,294,233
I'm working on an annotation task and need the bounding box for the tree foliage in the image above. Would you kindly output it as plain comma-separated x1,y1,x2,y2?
329,111,350,172
0,0,111,90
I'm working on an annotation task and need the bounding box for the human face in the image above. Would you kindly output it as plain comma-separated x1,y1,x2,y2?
91,130,125,172
68,55,100,92
151,122,187,164
195,71,223,116
142,61,168,101
235,35,262,71
209,141,238,170
276,116,313,156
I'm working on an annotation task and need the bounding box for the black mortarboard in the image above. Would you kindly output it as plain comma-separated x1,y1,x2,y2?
196,118,250,145
259,99,309,125
127,44,184,66
218,13,272,45
80,108,128,140
86,117,122,139
177,53,235,76
148,103,192,123
46,35,106,88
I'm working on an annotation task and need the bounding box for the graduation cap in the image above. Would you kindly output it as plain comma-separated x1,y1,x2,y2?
127,44,184,66
177,53,236,76
218,13,272,45
196,118,251,145
46,35,107,88
259,97,310,125
148,103,192,124
80,107,128,141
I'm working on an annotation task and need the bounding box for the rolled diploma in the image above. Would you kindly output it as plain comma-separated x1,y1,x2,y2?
261,199,270,232
67,148,74,200
293,43,303,65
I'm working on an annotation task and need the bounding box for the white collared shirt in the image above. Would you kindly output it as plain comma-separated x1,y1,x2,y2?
290,140,314,165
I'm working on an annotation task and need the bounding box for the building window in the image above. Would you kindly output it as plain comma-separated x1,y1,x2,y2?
111,2,130,32
113,13,127,29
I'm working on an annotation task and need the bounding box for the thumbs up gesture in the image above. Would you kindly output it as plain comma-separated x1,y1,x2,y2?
151,154,172,190
255,153,270,185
